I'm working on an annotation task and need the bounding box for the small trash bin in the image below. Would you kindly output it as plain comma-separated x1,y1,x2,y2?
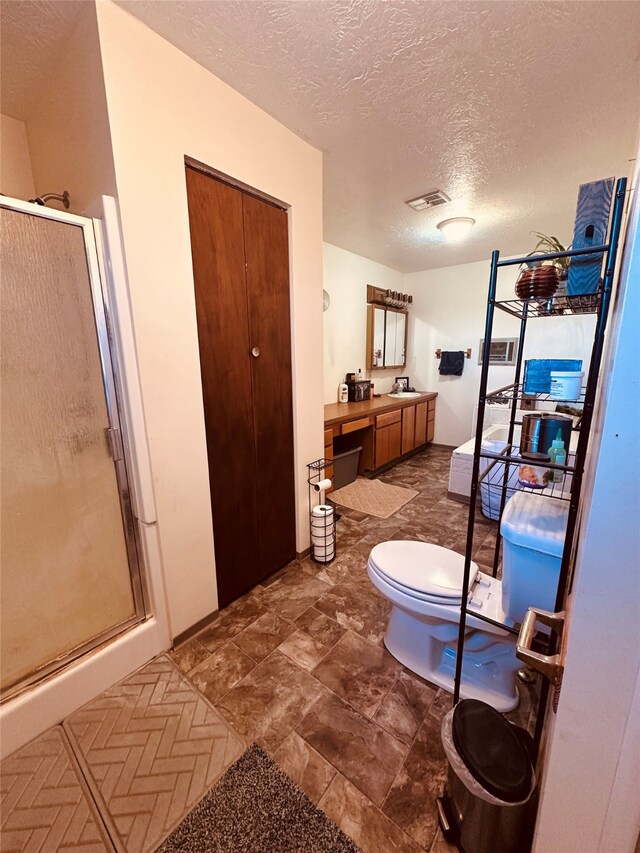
333,446,362,490
437,699,537,853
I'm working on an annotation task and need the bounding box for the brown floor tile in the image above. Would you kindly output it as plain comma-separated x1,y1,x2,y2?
232,610,294,662
187,642,256,704
168,637,210,675
312,631,401,718
214,651,327,753
197,597,267,652
382,713,449,850
335,517,368,549
429,828,459,853
258,569,332,621
322,550,369,585
295,607,346,648
277,629,331,671
297,692,406,807
314,578,391,645
272,732,336,804
373,670,438,746
319,773,423,853
428,689,454,722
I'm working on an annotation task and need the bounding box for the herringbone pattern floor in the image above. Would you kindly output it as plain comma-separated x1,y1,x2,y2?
0,726,113,853
63,656,244,853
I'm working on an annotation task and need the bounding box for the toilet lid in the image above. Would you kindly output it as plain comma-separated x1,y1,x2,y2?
369,541,477,599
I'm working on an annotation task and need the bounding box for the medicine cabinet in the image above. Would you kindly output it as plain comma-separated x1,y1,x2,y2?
366,305,407,369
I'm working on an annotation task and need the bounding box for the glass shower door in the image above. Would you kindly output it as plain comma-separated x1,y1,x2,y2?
0,202,144,699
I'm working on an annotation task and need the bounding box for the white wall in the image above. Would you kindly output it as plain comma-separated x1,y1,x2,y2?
323,242,404,402
404,260,596,447
534,162,640,853
25,4,116,215
96,0,324,637
0,114,35,200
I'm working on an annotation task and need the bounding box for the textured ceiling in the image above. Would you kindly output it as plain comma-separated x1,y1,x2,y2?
3,1,639,271
0,1,88,120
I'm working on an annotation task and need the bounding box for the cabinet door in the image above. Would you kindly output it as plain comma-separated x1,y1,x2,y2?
402,405,416,454
414,402,428,446
388,421,402,459
376,422,402,467
243,193,296,579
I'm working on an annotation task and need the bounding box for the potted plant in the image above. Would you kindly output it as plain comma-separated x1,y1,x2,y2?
516,232,571,301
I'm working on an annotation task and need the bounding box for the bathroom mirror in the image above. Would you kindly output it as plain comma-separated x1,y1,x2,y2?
367,305,407,369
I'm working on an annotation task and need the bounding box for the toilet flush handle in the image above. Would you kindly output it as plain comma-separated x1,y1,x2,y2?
516,607,565,686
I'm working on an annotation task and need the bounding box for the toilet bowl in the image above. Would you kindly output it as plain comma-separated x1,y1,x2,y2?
368,541,521,711
369,494,569,712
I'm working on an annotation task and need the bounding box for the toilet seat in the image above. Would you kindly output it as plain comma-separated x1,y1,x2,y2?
368,540,478,602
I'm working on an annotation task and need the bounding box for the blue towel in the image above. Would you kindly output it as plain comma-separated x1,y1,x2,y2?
439,351,465,376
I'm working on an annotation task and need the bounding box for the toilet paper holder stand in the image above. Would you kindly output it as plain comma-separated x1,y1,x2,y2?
307,458,337,565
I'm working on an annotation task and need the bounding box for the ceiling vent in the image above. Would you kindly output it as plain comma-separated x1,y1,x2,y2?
405,190,451,212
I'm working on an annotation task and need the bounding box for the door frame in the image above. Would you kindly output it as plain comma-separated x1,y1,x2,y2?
0,196,170,756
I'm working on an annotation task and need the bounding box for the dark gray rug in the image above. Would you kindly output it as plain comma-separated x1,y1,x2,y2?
156,743,360,852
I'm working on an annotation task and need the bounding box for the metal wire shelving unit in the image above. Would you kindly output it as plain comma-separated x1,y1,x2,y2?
452,177,628,754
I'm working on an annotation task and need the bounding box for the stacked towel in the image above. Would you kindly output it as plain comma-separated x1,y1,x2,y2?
439,351,465,376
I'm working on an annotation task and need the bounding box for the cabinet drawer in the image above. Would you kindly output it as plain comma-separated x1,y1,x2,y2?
376,409,401,429
341,416,371,434
428,401,436,422
324,427,334,447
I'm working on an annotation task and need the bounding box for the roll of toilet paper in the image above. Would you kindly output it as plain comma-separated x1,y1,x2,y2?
313,478,332,493
313,544,335,563
311,505,334,518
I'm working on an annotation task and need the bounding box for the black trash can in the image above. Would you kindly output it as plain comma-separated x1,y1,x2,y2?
437,699,538,853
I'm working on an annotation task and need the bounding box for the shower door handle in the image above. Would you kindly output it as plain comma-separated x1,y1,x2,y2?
516,607,565,686
105,427,124,462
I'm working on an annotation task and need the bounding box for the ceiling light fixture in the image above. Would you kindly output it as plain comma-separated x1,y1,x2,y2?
436,217,476,240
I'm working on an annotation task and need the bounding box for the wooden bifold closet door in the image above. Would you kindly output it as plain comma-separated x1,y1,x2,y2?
186,166,296,608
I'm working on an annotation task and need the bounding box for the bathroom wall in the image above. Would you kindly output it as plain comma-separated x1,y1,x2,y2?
0,114,35,200
324,243,595,447
405,259,597,447
95,0,324,637
24,4,117,215
323,242,404,402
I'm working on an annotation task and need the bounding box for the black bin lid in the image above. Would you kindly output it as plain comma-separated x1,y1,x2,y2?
452,699,533,803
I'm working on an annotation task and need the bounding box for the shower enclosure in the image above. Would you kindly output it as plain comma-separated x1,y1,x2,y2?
0,198,146,701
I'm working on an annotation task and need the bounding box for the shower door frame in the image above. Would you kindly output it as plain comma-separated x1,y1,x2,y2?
1,197,147,701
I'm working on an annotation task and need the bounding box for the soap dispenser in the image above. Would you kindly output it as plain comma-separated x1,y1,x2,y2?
547,429,566,484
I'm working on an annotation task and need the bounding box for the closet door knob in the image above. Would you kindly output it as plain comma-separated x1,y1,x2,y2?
251,346,260,357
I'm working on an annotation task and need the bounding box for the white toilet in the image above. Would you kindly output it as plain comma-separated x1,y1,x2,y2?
368,492,569,712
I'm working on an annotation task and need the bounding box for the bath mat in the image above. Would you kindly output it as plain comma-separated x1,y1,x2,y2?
156,743,360,852
329,477,418,519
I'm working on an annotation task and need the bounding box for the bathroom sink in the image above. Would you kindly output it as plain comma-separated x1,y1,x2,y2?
388,392,421,398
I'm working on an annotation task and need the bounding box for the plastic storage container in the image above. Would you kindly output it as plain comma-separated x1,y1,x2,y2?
500,491,569,624
549,370,584,401
438,699,537,853
333,446,362,490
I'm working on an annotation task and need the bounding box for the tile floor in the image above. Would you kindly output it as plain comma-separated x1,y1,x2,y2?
167,444,537,853
1,444,537,853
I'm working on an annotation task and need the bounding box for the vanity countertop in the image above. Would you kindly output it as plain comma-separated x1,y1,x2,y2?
324,392,437,427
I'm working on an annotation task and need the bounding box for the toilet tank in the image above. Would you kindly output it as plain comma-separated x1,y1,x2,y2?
500,492,569,624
